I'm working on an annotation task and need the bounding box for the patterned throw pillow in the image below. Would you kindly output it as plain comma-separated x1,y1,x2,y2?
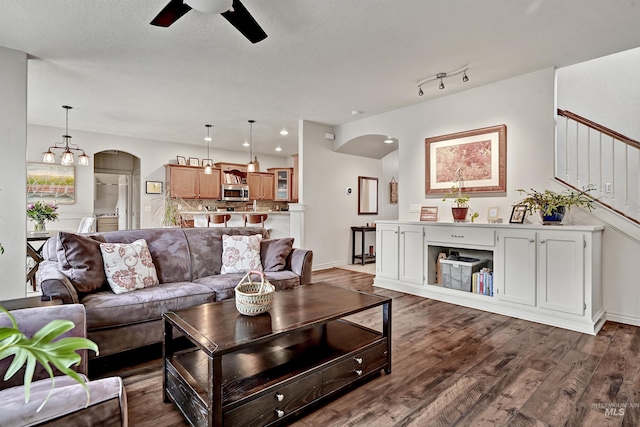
99,239,159,294
221,234,263,274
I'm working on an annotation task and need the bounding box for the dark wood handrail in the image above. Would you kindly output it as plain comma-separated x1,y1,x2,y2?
558,109,640,150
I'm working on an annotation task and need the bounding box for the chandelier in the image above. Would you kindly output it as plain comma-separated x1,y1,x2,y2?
42,105,89,166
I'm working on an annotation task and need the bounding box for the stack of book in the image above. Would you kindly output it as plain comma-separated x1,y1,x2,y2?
471,267,493,296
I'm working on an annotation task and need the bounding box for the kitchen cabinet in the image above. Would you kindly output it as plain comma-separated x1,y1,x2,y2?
165,165,220,199
267,168,293,201
374,221,604,334
292,154,299,202
248,172,274,201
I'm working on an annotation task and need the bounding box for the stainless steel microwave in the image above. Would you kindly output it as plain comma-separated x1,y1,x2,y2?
221,184,249,201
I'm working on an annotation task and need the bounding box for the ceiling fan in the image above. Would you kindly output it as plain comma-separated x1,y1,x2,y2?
150,0,267,44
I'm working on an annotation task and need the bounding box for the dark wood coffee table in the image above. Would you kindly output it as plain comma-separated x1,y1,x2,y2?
163,282,392,427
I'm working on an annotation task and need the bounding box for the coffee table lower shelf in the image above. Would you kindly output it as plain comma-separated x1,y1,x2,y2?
164,320,389,427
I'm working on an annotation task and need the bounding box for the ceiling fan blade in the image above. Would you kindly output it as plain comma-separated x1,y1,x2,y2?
150,0,192,27
221,0,267,44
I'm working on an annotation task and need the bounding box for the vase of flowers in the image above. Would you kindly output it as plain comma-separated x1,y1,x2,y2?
27,201,59,233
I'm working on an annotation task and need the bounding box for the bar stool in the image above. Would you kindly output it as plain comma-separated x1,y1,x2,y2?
243,213,268,227
208,213,231,227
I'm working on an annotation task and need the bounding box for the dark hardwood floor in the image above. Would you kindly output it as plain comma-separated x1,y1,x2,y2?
105,268,640,426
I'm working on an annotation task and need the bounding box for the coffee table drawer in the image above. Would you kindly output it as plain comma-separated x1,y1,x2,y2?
224,372,322,427
322,341,388,395
426,226,495,247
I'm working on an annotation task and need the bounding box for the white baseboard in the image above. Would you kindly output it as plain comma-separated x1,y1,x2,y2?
312,261,348,271
606,312,640,327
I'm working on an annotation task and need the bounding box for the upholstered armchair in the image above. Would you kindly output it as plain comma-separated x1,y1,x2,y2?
0,304,128,426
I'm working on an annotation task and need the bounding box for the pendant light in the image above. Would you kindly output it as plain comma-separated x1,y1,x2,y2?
42,105,90,166
204,124,213,174
247,120,258,172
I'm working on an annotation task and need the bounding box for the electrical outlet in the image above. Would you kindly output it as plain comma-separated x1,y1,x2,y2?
605,183,613,193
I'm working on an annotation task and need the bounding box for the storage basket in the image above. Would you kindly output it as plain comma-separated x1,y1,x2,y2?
441,259,488,292
234,270,275,316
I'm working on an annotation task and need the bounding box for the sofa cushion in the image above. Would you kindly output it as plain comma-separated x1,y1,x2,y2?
100,228,192,284
261,238,294,272
80,281,215,329
57,231,107,293
195,271,300,302
100,239,159,294
221,234,263,274
184,227,269,280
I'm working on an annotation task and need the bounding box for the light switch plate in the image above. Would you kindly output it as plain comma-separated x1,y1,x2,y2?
409,204,422,213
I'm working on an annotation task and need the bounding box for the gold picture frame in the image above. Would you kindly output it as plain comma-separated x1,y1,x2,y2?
425,124,507,196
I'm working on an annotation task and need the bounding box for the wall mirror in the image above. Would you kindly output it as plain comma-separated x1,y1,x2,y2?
358,176,378,215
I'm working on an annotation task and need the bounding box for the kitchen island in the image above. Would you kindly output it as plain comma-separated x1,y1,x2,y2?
178,211,291,239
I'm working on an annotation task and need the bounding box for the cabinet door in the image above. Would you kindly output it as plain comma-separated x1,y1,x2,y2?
262,174,274,200
248,173,263,199
168,167,197,198
376,225,399,280
496,229,537,306
273,169,291,201
197,169,220,199
537,230,584,315
399,225,424,285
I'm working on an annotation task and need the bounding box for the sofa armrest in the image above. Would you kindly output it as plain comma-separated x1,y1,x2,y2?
287,248,313,285
0,304,89,388
39,260,79,304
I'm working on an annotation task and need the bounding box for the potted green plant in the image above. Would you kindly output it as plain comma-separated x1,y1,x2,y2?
442,185,479,222
0,307,98,411
157,192,183,227
516,184,597,223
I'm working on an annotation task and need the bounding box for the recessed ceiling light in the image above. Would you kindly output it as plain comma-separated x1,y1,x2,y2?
275,146,282,152
280,128,288,136
351,110,363,115
243,140,250,147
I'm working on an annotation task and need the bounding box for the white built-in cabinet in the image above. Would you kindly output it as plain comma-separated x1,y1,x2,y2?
374,221,604,335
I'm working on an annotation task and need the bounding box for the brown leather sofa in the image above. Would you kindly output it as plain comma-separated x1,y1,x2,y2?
37,227,313,362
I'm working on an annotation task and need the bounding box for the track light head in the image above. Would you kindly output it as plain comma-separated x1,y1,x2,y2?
462,71,469,83
439,78,445,90
418,86,424,96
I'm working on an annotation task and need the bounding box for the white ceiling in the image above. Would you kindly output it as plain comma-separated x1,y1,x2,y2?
2,0,640,158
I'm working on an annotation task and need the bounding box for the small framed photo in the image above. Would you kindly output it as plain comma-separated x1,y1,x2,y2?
146,181,163,194
487,206,500,223
509,205,527,224
189,157,200,167
176,156,187,165
420,206,438,222
202,158,213,167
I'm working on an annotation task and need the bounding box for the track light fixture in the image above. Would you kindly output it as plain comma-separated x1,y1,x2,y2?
416,66,470,96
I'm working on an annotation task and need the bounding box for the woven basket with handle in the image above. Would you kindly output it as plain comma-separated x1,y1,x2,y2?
234,270,275,316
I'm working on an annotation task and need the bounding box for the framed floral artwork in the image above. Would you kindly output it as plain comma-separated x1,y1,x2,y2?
425,124,507,196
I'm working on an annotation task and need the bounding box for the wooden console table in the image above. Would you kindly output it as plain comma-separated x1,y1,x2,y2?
351,226,376,265
163,282,391,426
26,231,57,291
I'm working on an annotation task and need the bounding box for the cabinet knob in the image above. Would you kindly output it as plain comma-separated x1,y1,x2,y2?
354,357,363,364
540,239,546,243
529,239,534,243
354,369,363,377
275,392,284,402
275,409,285,418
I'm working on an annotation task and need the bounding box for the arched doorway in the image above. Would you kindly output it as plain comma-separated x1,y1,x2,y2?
93,150,141,230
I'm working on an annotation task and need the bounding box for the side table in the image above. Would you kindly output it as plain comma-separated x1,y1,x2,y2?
351,226,377,265
0,296,62,311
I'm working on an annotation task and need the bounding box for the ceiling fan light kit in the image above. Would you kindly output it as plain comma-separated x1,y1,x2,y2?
150,0,267,44
417,66,470,95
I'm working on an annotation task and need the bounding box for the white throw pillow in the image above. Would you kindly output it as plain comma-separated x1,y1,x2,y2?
221,234,263,274
100,239,159,294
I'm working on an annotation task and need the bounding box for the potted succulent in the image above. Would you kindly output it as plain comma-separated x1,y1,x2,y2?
516,184,597,223
0,307,98,411
442,185,479,222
